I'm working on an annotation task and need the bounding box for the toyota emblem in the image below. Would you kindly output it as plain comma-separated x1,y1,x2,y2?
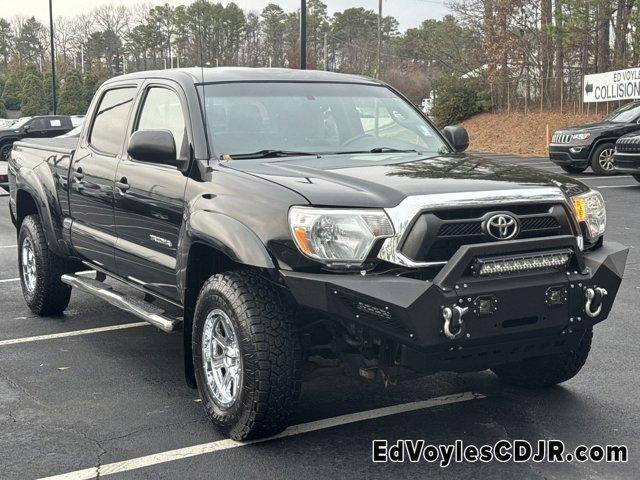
485,213,519,240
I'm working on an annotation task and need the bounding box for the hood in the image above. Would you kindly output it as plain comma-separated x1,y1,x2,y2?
224,153,589,208
560,120,633,133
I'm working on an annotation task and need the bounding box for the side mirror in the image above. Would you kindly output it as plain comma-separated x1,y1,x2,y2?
443,125,469,153
23,125,31,133
127,130,178,166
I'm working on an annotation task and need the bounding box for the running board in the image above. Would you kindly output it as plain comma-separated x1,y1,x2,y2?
61,273,181,333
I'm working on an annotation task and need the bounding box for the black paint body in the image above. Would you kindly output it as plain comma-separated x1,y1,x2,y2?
7,68,628,376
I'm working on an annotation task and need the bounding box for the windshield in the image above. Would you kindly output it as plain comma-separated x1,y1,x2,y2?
11,117,32,130
201,82,449,159
602,102,640,123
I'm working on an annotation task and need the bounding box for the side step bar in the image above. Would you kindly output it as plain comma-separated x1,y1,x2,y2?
61,273,181,333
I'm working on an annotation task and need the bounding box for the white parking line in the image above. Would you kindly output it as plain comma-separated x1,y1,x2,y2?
575,175,632,181
597,184,640,189
0,322,149,346
39,391,484,480
0,244,17,248
0,277,19,283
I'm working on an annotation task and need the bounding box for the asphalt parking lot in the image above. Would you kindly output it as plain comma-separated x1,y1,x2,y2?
0,155,638,480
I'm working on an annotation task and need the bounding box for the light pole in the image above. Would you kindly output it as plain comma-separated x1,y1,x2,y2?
300,0,307,69
376,0,382,79
49,0,57,114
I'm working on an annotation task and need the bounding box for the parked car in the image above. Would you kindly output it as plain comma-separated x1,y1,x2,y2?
0,115,74,160
57,125,82,138
613,132,640,182
70,115,85,127
549,100,640,175
8,68,628,441
0,118,16,129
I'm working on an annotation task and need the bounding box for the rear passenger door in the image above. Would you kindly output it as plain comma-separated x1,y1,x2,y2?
69,85,139,272
113,81,191,301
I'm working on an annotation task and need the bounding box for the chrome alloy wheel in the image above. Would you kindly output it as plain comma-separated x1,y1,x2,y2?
21,236,37,294
598,148,615,171
202,309,242,407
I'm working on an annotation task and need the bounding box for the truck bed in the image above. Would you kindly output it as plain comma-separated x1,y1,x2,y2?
15,137,78,155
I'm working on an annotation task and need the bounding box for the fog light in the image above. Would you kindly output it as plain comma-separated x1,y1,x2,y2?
473,249,572,277
569,147,583,154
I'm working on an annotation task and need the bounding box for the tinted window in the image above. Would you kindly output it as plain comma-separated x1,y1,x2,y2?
30,118,46,131
90,88,136,155
136,87,187,159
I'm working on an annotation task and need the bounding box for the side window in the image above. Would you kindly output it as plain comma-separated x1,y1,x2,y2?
30,118,46,131
90,87,136,155
136,87,187,159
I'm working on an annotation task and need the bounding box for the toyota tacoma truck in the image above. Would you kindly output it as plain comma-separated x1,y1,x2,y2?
7,68,628,441
549,100,640,175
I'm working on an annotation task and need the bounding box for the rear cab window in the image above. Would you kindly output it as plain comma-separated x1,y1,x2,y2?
89,87,137,155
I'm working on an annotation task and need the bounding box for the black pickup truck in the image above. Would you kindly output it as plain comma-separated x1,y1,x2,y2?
0,115,74,161
8,68,628,441
549,100,640,175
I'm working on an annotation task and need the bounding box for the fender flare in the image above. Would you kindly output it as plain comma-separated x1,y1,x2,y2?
176,210,276,294
14,165,68,257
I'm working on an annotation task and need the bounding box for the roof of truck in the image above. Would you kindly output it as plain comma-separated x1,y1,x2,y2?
108,67,383,86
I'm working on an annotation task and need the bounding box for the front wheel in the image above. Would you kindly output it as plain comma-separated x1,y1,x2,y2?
0,142,12,161
192,270,301,441
18,215,73,315
590,143,616,175
491,328,592,388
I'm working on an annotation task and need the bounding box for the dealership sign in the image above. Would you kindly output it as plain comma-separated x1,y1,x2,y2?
584,67,640,103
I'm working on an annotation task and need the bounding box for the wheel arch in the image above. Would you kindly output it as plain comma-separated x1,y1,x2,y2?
588,137,617,159
177,211,278,387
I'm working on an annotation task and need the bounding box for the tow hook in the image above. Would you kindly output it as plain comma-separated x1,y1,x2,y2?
443,305,469,340
585,287,608,318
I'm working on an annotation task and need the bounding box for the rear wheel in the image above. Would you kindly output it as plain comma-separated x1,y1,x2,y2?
192,270,301,441
590,143,616,175
560,164,588,174
491,328,592,388
18,215,73,315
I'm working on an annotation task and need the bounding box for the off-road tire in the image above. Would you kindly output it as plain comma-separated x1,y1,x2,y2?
0,142,12,161
590,143,616,175
491,328,592,388
192,270,301,441
560,164,588,174
18,215,72,315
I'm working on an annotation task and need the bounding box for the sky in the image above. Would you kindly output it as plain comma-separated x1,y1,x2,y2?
5,0,450,32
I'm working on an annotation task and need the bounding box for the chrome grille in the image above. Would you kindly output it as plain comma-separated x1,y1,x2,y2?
552,133,572,144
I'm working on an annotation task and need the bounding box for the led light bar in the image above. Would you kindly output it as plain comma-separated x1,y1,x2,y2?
473,249,573,277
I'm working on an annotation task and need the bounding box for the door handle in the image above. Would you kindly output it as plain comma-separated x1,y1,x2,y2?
72,167,84,180
116,177,130,193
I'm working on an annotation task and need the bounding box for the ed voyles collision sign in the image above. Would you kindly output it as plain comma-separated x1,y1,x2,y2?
584,67,640,103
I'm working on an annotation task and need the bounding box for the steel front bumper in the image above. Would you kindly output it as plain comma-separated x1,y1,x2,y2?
281,236,628,373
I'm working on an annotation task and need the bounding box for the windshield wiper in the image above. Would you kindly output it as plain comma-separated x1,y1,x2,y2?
223,149,318,160
331,147,421,155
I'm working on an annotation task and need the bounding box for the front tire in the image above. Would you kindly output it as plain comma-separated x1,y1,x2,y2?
590,143,616,175
192,270,301,441
0,142,12,161
491,328,592,388
18,215,72,315
560,164,588,174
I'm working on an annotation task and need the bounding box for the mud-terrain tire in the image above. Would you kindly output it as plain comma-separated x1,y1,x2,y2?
18,215,72,315
590,143,616,175
491,329,592,388
560,164,588,174
192,270,301,441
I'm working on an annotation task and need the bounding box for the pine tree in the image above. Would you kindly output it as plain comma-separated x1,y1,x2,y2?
2,68,22,111
57,70,87,115
20,74,49,116
0,99,7,118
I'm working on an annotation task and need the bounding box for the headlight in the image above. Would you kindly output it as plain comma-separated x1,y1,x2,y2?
288,207,394,265
570,190,606,241
572,132,591,141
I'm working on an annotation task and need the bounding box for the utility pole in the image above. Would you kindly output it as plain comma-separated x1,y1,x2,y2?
300,0,307,69
323,31,328,71
376,0,382,78
49,0,57,114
